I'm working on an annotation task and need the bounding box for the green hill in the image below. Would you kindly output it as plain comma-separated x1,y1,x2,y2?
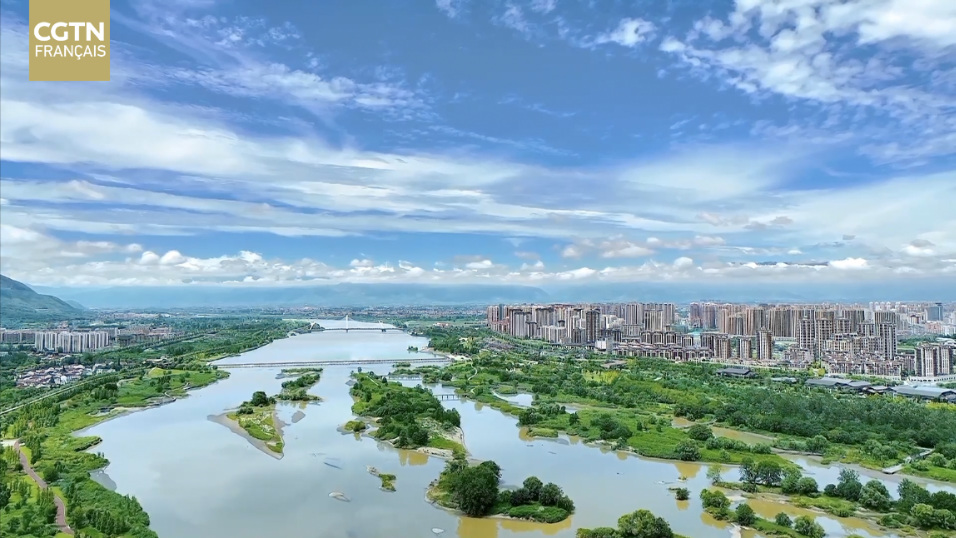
0,274,82,327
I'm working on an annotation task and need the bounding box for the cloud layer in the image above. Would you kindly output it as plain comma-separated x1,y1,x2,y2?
1,1,954,288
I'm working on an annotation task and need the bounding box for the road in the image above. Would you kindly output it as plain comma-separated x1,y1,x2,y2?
0,374,110,416
14,440,74,536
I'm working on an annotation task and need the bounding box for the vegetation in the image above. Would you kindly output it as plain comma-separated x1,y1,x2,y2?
378,473,396,492
230,391,283,453
421,326,956,481
430,454,574,523
276,369,322,401
350,373,463,453
575,508,690,538
343,420,367,432
0,360,228,538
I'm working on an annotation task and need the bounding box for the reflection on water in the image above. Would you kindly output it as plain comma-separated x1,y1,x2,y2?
398,449,429,466
672,461,704,480
78,320,939,538
457,514,574,538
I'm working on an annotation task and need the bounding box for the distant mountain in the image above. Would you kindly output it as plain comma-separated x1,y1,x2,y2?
0,274,82,326
65,300,87,310
23,278,955,311
32,283,552,309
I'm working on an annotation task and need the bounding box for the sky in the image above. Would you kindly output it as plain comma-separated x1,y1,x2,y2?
0,0,954,290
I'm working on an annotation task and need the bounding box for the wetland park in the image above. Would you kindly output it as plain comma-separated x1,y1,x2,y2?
2,319,955,538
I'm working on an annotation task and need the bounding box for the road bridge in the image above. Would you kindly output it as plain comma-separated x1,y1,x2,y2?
216,357,449,369
314,315,404,332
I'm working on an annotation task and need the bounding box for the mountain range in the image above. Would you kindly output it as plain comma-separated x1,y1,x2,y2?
22,278,956,310
0,274,83,327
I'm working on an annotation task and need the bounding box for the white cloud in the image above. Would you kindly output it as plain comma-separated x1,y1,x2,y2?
436,0,465,18
673,256,694,268
662,0,956,164
530,0,556,14
497,3,531,36
594,18,656,47
159,250,187,265
465,259,494,269
1,12,954,287
829,257,868,270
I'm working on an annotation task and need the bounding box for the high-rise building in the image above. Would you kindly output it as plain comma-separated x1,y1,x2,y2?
928,303,944,322
798,318,815,350
877,323,897,359
738,337,753,360
585,309,601,343
757,330,774,361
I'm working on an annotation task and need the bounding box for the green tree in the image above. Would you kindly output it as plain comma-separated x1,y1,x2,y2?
569,412,579,426
735,503,757,526
859,480,892,512
523,476,543,502
674,440,700,461
835,468,862,501
781,468,802,494
806,435,829,454
797,477,819,496
0,482,10,510
617,509,674,538
453,465,500,517
775,512,793,527
793,516,825,538
539,482,565,507
674,488,690,501
755,460,782,486
911,504,937,529
687,424,713,441
250,391,270,406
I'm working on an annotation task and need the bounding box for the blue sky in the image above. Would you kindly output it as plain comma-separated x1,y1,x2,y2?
0,0,954,288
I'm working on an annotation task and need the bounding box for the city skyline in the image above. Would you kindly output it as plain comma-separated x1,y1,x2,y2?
1,0,954,289
484,300,956,381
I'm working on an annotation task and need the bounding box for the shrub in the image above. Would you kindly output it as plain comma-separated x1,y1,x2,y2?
735,503,757,526
774,512,792,527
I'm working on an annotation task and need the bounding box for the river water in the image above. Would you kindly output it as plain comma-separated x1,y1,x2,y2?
81,320,951,538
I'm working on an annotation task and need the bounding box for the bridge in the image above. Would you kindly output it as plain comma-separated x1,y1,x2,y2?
318,315,403,333
216,357,450,369
437,394,460,401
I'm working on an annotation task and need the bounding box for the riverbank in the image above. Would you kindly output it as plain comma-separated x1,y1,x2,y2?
0,366,231,538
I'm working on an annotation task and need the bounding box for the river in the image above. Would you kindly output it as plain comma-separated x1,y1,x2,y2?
80,320,950,538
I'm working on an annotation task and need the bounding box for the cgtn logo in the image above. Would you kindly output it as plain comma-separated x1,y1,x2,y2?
29,0,111,82
33,22,107,59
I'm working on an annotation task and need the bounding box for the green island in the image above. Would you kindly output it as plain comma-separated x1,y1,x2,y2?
276,368,323,401
224,367,323,455
428,454,576,523
228,391,284,454
343,419,368,432
0,318,302,538
349,372,465,455
367,467,396,491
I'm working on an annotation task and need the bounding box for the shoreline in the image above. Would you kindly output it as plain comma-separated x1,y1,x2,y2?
208,411,284,460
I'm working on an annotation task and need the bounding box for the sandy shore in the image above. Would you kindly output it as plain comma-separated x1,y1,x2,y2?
208,411,284,460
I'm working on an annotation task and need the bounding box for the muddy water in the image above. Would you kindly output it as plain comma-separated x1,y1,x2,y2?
78,320,928,538
672,416,776,446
